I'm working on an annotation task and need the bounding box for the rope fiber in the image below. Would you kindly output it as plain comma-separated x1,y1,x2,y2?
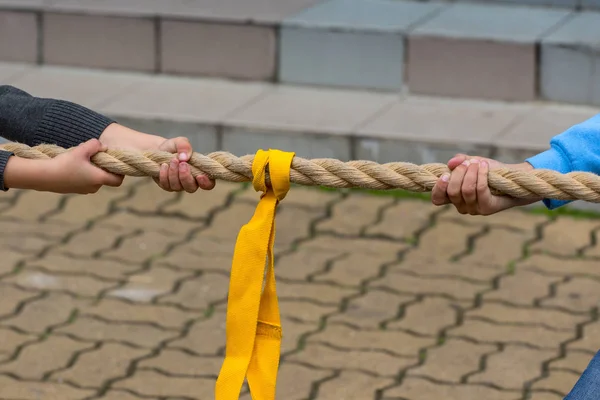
4,142,600,202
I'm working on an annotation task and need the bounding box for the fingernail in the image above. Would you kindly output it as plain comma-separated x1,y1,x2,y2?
178,152,187,161
470,158,479,164
441,173,450,182
161,163,168,171
170,159,178,167
179,162,188,172
462,160,470,167
481,161,488,168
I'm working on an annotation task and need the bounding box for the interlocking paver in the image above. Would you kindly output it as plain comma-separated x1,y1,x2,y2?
53,225,133,257
5,269,115,297
407,338,496,382
328,289,415,329
520,253,600,277
1,293,84,333
438,209,546,231
383,377,518,400
313,253,398,287
114,369,216,398
315,371,393,400
539,277,600,313
568,321,600,353
0,335,92,379
386,297,469,336
0,284,40,318
402,220,483,263
483,269,562,306
0,375,94,399
531,218,600,256
25,253,140,280
531,370,581,396
157,272,229,310
2,191,65,221
97,211,202,236
100,231,184,263
52,342,149,387
459,228,532,267
308,324,435,356
47,186,125,223
550,351,595,374
273,247,342,281
466,303,587,330
365,200,434,240
392,259,504,282
162,181,242,218
468,345,557,389
370,271,490,301
167,312,225,355
448,320,573,349
107,265,192,302
80,298,196,329
287,342,416,377
138,348,223,376
280,299,337,323
0,327,36,362
55,316,176,348
316,195,394,235
115,179,179,213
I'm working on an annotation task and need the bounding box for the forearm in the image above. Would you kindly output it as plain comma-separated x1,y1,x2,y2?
98,123,163,150
2,153,53,191
0,85,114,147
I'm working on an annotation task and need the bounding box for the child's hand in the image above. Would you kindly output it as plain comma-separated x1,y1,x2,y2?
431,154,538,215
3,139,124,194
99,124,215,193
155,136,216,193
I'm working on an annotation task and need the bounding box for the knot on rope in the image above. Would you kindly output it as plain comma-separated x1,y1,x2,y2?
215,148,294,400
252,149,293,201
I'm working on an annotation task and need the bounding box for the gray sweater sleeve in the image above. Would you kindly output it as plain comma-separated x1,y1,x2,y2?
0,85,115,191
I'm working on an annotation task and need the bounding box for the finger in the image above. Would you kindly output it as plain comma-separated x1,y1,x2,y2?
76,138,104,159
99,171,124,187
431,173,451,206
178,162,198,193
196,174,216,191
448,154,468,170
477,160,494,215
161,137,193,162
158,163,170,191
462,160,480,214
168,159,183,191
447,160,469,207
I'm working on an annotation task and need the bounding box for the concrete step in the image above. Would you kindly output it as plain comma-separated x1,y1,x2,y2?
2,0,600,107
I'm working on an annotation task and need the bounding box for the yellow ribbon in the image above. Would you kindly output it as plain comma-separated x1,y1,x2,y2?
215,149,295,400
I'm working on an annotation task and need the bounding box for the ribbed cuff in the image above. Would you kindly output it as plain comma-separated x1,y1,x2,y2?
32,100,115,148
0,150,14,192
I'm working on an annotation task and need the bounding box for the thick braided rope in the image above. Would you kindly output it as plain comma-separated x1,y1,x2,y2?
5,143,600,202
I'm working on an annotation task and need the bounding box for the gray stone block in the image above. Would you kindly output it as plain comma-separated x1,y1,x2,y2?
541,11,600,106
355,137,492,165
582,0,600,9
0,11,38,63
455,0,577,8
279,0,444,91
160,20,276,81
108,116,219,153
408,2,572,100
42,12,156,72
222,127,352,160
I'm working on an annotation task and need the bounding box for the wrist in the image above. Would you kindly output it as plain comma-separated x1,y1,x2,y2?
3,156,56,191
99,123,164,151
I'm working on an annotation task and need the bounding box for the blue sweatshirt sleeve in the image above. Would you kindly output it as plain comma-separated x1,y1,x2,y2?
526,113,600,210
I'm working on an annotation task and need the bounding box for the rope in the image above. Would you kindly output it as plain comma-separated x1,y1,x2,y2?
4,142,600,202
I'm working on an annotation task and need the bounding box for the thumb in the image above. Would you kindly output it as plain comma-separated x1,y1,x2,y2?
74,139,106,159
159,137,193,162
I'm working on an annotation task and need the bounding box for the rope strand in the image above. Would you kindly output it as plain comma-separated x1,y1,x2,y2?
4,142,600,202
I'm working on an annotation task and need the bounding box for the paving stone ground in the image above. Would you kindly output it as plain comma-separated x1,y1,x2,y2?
0,178,598,400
